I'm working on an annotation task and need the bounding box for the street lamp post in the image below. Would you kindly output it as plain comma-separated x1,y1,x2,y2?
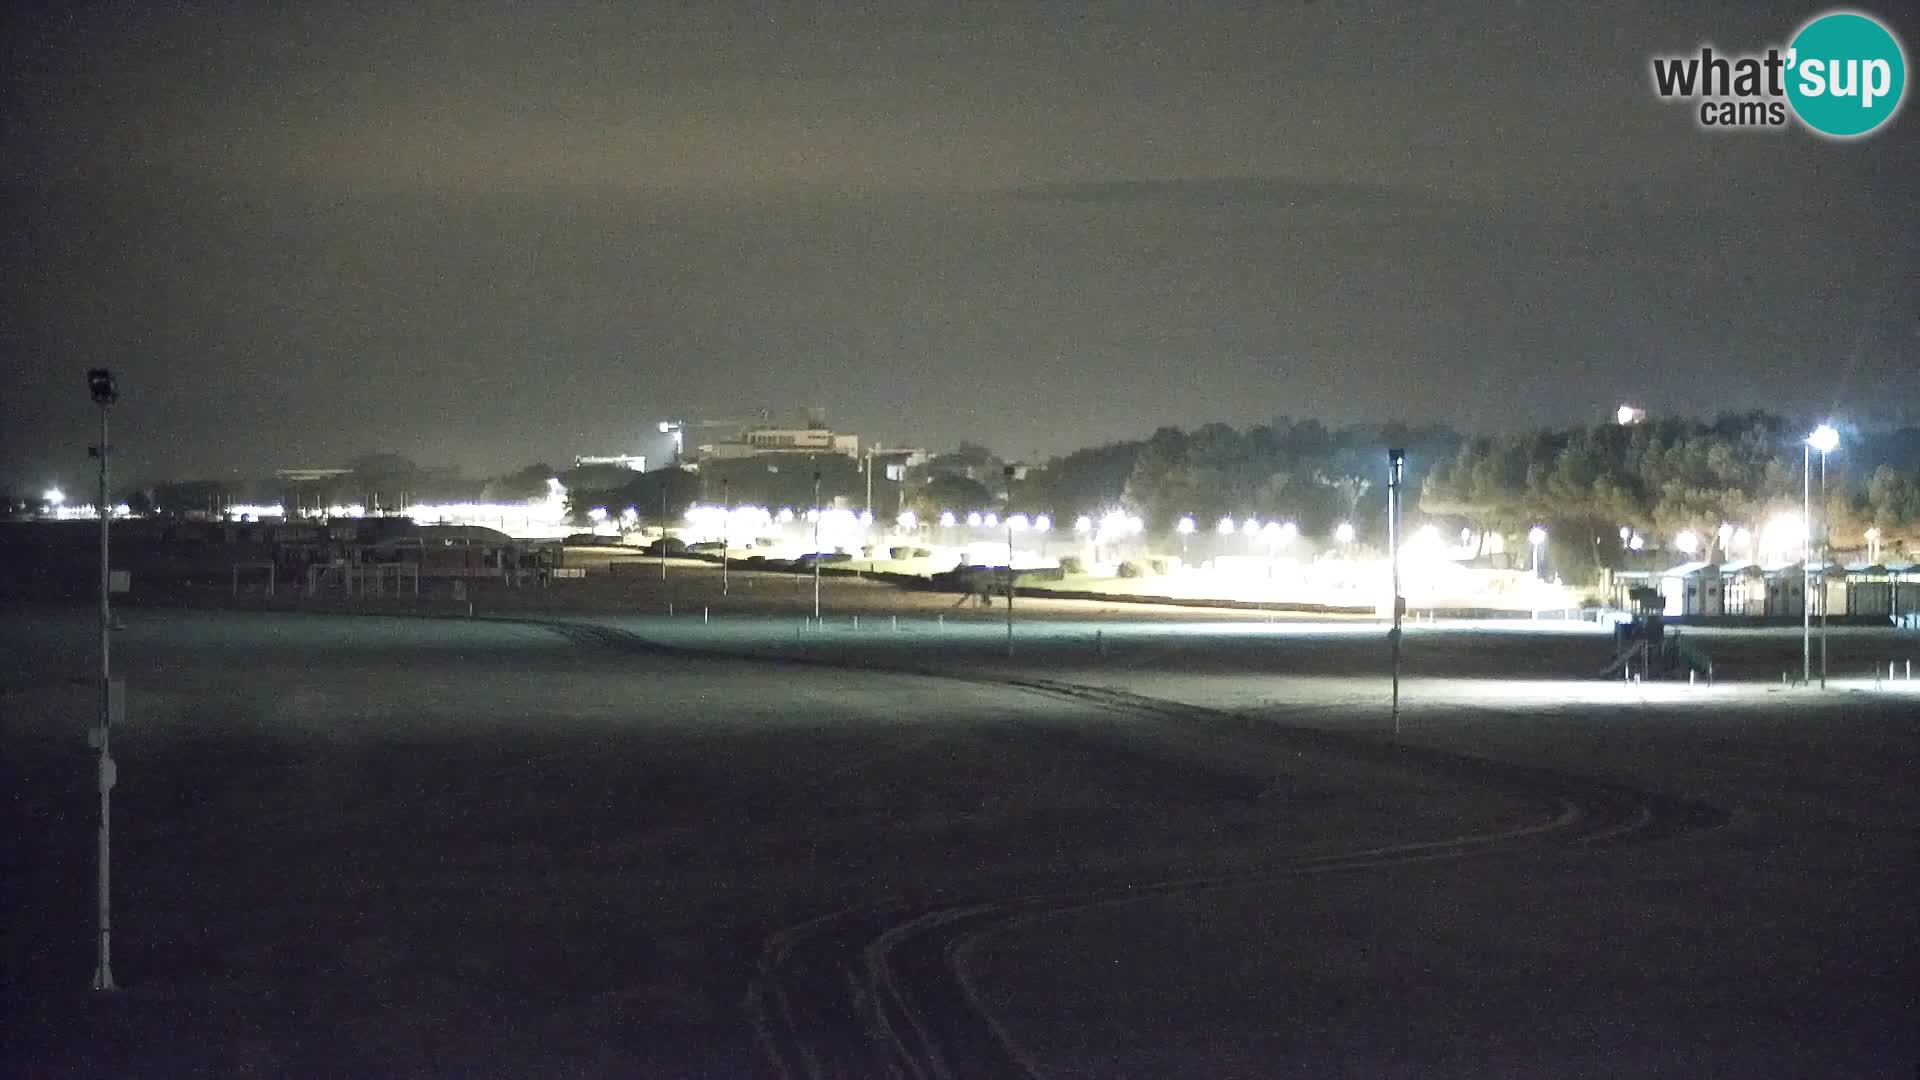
721,478,731,597
1804,424,1839,686
660,484,668,581
812,470,822,621
88,367,118,992
1387,449,1404,737
1003,465,1016,656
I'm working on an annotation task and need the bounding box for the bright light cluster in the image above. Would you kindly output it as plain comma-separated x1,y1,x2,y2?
297,504,369,519
683,503,777,535
681,502,897,552
1093,510,1144,542
227,503,285,519
1760,512,1805,561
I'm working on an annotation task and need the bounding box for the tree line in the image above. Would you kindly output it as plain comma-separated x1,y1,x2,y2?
80,414,1920,568
1421,413,1920,565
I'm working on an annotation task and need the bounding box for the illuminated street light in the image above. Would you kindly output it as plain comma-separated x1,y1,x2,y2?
1241,517,1261,536
1628,533,1645,551
1804,423,1839,688
1675,530,1699,555
1003,464,1017,656
896,510,918,530
812,470,822,619
1527,525,1547,577
587,506,608,522
1033,515,1051,533
1217,516,1236,536
1279,521,1298,544
45,487,66,507
1177,516,1196,536
939,510,956,528
1335,521,1356,545
1074,515,1092,534
966,511,983,527
982,512,999,528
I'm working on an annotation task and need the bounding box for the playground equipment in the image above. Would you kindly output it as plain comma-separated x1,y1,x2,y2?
1602,586,1712,682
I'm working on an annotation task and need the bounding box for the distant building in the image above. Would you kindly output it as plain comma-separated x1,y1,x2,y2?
573,454,647,471
696,427,861,460
868,446,929,482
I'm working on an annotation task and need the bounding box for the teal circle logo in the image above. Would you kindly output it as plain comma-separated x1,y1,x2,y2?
1785,11,1907,137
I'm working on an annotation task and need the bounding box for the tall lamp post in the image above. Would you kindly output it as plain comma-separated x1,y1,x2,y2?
721,478,731,597
1003,464,1017,656
1387,448,1404,736
1813,424,1838,687
88,367,118,992
812,470,822,620
1176,515,1195,563
1805,424,1839,686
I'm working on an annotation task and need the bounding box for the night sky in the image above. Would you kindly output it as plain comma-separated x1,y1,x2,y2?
5,2,1917,489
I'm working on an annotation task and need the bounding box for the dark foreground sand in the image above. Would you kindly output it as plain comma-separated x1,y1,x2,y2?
4,605,1916,1077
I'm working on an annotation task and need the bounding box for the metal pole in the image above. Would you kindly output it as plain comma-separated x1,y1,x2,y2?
94,393,115,992
721,478,730,597
660,484,668,581
1819,450,1828,689
1005,521,1014,657
1803,442,1811,686
1004,465,1016,657
1388,448,1404,737
812,471,821,620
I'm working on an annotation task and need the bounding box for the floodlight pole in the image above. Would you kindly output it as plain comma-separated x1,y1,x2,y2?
812,470,822,620
1388,448,1404,737
1819,449,1828,689
1004,465,1016,657
90,370,117,992
1802,442,1811,686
